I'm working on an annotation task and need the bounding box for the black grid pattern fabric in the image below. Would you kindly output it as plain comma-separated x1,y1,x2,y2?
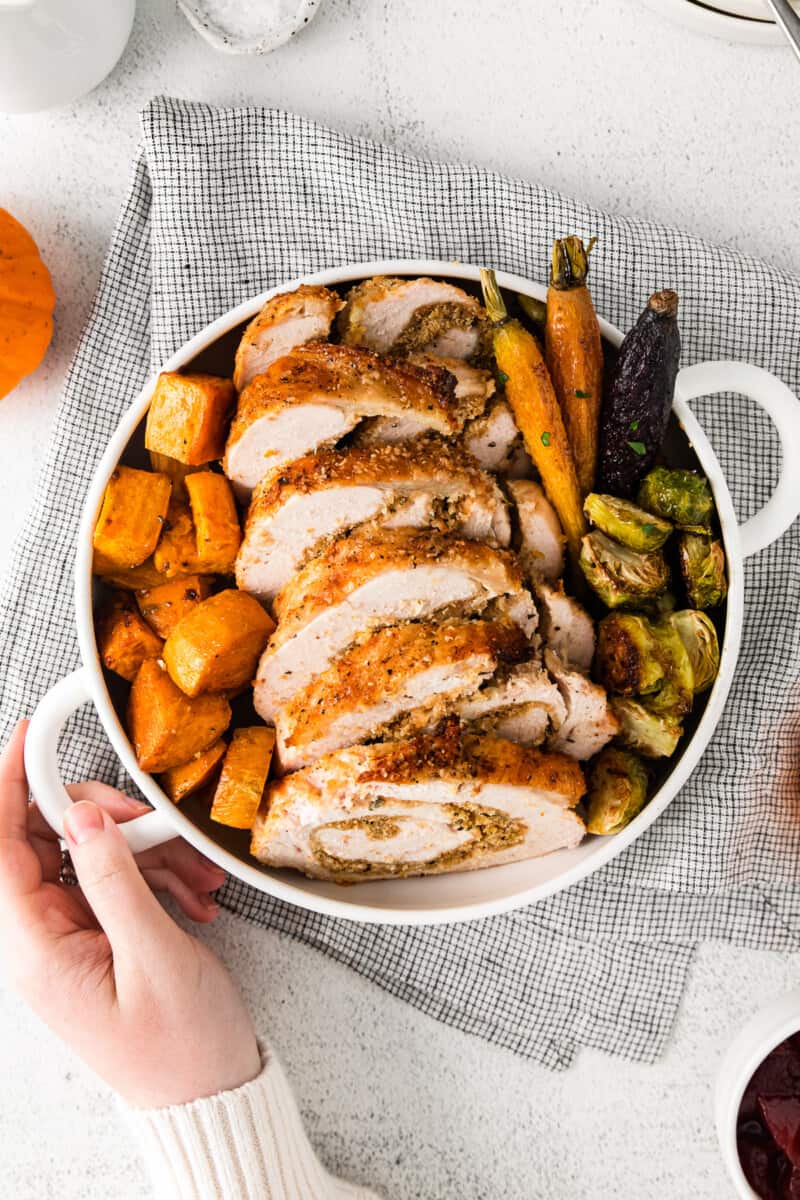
2,97,798,1069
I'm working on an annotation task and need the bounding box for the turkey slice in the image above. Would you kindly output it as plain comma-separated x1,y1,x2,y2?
545,650,619,761
236,436,511,601
274,619,527,772
224,343,458,495
455,662,566,745
251,723,586,882
507,479,565,584
254,527,527,720
534,581,595,674
337,275,489,359
233,284,344,392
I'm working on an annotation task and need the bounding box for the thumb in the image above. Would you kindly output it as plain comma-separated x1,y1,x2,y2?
63,801,175,957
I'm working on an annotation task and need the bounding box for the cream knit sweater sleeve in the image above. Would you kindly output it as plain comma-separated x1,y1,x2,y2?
122,1046,380,1200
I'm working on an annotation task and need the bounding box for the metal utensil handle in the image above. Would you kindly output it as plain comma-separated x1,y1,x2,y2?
764,0,800,62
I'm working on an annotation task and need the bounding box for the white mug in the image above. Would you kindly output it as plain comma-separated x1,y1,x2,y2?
0,0,135,114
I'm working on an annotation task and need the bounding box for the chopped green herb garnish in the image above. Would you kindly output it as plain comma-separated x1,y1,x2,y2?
641,523,655,536
627,440,646,456
541,431,551,447
497,370,509,386
575,389,592,399
629,420,639,432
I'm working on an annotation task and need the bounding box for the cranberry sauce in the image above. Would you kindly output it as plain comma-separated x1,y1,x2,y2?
738,1036,800,1200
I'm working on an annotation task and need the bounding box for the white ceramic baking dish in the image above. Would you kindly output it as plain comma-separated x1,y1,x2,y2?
24,260,800,926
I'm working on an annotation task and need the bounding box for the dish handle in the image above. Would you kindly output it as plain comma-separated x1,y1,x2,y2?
24,667,176,854
676,361,800,558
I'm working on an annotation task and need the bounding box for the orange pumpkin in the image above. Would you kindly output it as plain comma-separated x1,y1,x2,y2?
0,208,55,400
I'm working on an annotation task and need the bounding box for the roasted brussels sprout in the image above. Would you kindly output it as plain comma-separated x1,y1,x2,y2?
678,532,727,609
637,467,714,530
586,747,649,835
610,698,683,759
595,613,665,695
669,609,720,693
645,619,695,718
583,493,672,552
516,292,547,327
579,531,669,609
644,590,676,617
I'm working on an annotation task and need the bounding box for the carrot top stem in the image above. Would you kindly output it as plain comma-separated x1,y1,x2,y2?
550,236,592,290
480,268,509,325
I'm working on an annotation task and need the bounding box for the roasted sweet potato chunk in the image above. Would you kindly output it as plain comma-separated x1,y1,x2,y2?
92,466,172,569
185,471,242,575
96,591,163,681
93,552,167,591
136,575,212,639
145,372,235,466
211,727,275,830
159,738,227,803
127,658,231,773
162,589,275,697
149,450,203,497
153,500,206,578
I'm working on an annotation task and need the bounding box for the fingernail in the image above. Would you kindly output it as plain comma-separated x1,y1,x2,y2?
200,894,220,912
200,854,225,876
63,801,105,846
120,795,151,815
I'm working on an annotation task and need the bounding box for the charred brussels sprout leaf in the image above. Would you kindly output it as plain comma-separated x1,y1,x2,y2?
678,532,727,609
584,493,672,552
596,613,665,696
636,467,714,530
610,698,683,759
586,747,650,835
669,609,721,693
579,531,669,608
645,620,695,718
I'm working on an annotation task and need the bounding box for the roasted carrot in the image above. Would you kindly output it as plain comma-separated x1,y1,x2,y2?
545,237,604,496
480,268,587,564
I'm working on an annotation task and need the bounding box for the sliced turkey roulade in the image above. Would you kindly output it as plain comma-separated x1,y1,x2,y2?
273,618,527,772
251,723,586,883
236,436,510,601
233,284,344,392
336,276,489,359
224,343,459,495
254,527,531,720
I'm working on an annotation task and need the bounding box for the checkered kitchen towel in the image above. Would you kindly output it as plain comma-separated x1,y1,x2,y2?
2,97,799,1070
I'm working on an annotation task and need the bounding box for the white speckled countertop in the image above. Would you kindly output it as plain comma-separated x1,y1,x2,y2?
1,1,798,1196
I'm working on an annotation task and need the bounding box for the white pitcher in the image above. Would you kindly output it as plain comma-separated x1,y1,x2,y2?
0,0,135,114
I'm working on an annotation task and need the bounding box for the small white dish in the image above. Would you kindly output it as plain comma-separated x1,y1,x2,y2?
0,0,135,114
178,0,321,55
638,0,784,42
715,990,800,1198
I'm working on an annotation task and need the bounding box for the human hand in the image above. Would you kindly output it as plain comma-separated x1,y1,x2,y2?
0,721,261,1108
